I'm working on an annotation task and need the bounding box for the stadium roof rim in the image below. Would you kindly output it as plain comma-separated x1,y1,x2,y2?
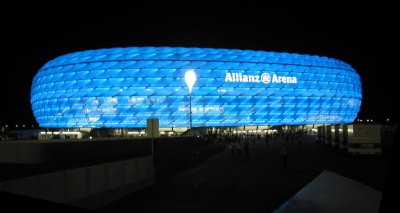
44,46,355,70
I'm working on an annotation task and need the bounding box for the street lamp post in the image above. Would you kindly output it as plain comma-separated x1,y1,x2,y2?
189,92,192,134
185,70,197,135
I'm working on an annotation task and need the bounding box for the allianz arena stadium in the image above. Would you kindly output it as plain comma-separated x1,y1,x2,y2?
31,46,362,128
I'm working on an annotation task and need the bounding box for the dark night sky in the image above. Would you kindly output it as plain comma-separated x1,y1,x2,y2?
2,1,397,127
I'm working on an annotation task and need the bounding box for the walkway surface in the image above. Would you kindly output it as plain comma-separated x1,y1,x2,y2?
98,135,389,213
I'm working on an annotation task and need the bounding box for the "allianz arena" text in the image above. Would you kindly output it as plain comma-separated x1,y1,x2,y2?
225,72,298,84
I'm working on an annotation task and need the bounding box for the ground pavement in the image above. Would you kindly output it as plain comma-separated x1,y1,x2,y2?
98,135,388,213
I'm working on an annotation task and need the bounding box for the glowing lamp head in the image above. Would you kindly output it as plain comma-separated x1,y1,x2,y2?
184,70,197,94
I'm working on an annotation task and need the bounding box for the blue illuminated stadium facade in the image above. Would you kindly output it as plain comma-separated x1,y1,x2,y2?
31,47,362,128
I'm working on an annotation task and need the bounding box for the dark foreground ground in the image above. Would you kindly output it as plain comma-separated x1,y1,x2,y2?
1,132,396,213
97,135,391,213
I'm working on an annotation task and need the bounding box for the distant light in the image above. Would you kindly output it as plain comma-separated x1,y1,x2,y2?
371,119,373,122
367,119,370,122
89,136,92,139
387,118,390,122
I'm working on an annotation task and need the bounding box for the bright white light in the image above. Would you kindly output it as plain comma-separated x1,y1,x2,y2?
184,70,197,94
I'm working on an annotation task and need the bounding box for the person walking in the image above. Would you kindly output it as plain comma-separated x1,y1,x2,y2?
280,144,288,168
228,141,234,155
236,140,242,159
244,139,250,158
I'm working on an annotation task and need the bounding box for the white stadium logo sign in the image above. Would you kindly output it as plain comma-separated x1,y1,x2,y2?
261,73,271,84
225,72,297,84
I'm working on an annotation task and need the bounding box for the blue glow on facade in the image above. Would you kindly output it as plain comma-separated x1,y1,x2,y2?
31,47,362,128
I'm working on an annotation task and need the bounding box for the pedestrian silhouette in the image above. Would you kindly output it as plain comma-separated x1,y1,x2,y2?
280,145,288,168
244,139,250,157
236,140,242,159
265,133,269,147
228,141,234,154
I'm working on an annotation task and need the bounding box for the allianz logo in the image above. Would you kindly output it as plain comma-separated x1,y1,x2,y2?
225,72,297,84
